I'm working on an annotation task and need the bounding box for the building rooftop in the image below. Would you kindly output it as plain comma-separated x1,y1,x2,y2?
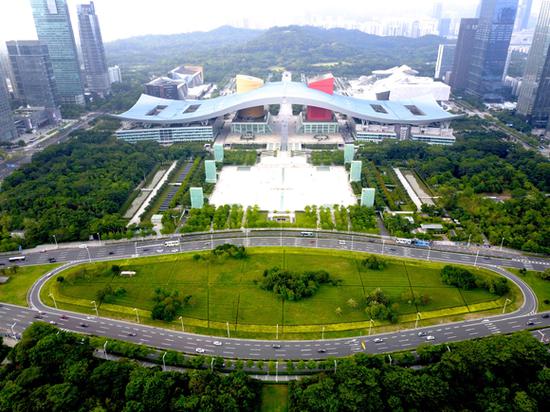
114,81,460,126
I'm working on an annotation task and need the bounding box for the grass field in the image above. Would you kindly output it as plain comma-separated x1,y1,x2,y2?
260,384,288,412
509,269,550,312
0,263,59,306
40,248,521,339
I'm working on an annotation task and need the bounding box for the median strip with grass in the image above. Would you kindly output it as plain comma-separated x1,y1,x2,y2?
39,248,522,339
0,263,60,306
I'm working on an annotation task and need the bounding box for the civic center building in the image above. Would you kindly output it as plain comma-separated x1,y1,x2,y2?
113,73,459,146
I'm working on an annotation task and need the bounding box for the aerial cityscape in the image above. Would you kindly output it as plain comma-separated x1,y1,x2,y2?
0,0,549,410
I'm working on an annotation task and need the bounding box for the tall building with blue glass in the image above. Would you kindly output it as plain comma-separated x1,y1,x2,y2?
0,73,17,141
466,0,518,101
30,0,85,105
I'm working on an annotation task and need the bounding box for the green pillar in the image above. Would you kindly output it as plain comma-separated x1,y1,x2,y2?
205,160,217,183
190,187,204,209
344,144,355,164
350,160,362,182
213,143,224,163
361,188,375,208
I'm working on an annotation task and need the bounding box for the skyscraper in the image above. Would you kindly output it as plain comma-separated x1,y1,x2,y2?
77,2,110,96
515,0,533,30
0,72,17,141
466,0,518,101
435,44,456,83
517,0,550,118
30,0,84,105
6,40,58,109
450,18,479,92
433,3,443,20
531,46,550,129
108,65,122,84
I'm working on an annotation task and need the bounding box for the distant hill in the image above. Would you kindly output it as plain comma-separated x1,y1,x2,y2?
105,25,445,83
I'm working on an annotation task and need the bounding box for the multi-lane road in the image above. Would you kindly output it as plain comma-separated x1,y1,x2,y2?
1,230,549,360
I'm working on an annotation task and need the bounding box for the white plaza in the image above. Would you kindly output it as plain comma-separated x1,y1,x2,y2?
209,152,357,211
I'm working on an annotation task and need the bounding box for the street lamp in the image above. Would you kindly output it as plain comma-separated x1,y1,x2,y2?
427,246,431,261
91,300,99,317
474,250,480,267
103,341,108,360
322,326,325,340
502,298,512,314
368,318,374,336
226,321,230,338
381,239,385,254
415,312,422,329
276,323,279,340
500,237,505,252
10,322,17,339
83,245,91,263
48,293,57,309
133,308,140,324
178,316,184,332
52,234,58,249
97,232,101,244
162,352,167,371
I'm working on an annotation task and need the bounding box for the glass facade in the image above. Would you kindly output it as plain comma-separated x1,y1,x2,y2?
466,0,518,101
532,48,550,128
0,74,17,141
450,18,479,92
350,161,362,183
361,188,376,208
344,144,354,164
77,2,110,96
6,40,58,108
205,160,217,183
213,144,224,163
115,125,217,144
517,0,550,117
30,0,84,105
190,187,204,209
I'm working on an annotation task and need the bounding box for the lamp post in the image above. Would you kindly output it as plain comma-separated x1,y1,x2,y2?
49,293,57,309
133,308,140,324
467,234,472,248
178,316,184,332
97,232,101,244
276,323,279,340
52,234,58,249
500,237,505,252
103,341,108,360
427,246,431,261
474,250,479,267
91,300,99,317
226,321,230,338
415,312,421,329
162,352,167,371
83,245,91,263
368,319,374,336
381,239,385,254
10,322,17,339
322,326,325,340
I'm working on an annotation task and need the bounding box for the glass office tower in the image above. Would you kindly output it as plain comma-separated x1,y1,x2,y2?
466,0,518,101
30,0,85,105
0,74,17,141
450,18,479,92
78,2,110,96
531,47,550,129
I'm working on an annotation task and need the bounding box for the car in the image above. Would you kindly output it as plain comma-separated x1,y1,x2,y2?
86,316,94,320
39,311,45,315
526,320,535,326
142,248,149,252
389,248,397,251
49,320,57,325
127,332,137,337
48,257,57,263
79,322,88,328
108,251,114,255
373,338,383,343
213,341,222,346
195,347,205,353
171,248,178,253
0,262,5,266
34,314,43,319
156,249,164,253
426,335,436,341
417,331,426,337
347,339,358,344
272,344,281,349
317,348,327,353
482,319,490,323
40,249,46,253
60,314,68,320
338,240,346,245
542,314,549,319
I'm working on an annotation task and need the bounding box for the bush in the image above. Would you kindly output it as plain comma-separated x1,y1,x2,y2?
257,267,337,301
362,255,386,270
440,266,477,290
151,288,192,322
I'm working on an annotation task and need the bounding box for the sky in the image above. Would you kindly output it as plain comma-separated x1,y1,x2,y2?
0,0,487,43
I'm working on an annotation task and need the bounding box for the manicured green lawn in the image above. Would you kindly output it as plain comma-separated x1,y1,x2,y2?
0,263,59,306
40,248,519,338
509,269,550,312
260,384,288,412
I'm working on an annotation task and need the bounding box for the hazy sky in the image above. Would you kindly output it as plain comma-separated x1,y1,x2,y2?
0,0,542,44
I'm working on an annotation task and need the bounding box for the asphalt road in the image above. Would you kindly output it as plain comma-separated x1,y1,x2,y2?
1,230,549,360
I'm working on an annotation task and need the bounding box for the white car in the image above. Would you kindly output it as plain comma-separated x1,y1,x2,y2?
195,347,205,353
49,320,57,325
213,341,222,346
426,335,436,341
156,249,164,253
373,338,383,343
338,240,346,245
171,248,178,253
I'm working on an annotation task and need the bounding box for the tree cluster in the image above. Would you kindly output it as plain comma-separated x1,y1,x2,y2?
361,255,386,270
363,288,398,323
257,267,337,301
289,333,550,411
211,244,248,260
441,266,510,296
151,288,192,322
0,323,260,411
96,285,127,304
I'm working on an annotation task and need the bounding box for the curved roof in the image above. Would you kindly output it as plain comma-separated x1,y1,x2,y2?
113,81,459,125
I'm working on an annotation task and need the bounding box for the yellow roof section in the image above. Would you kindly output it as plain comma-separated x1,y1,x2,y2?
236,74,264,93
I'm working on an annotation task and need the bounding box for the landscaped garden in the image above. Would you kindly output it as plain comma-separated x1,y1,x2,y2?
40,248,522,339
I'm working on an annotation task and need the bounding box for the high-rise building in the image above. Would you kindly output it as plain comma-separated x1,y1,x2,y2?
450,18,479,92
0,71,17,141
531,45,550,129
433,3,443,20
30,0,85,105
466,0,518,101
517,0,550,118
435,44,456,83
6,40,58,108
438,18,452,37
77,2,110,96
515,0,533,30
108,65,122,84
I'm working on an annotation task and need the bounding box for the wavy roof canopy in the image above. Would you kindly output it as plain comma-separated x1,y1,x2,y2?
113,81,459,125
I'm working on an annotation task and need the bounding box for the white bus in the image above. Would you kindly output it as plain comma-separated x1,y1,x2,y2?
395,238,413,245
164,240,180,247
300,231,314,238
8,256,26,262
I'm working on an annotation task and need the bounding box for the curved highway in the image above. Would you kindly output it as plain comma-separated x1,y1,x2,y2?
1,230,549,361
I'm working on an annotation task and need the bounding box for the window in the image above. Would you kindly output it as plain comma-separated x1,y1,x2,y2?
370,104,388,114
146,105,167,116
184,104,200,113
47,0,58,14
404,105,425,116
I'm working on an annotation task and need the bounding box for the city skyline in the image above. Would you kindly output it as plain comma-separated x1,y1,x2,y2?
0,0,517,43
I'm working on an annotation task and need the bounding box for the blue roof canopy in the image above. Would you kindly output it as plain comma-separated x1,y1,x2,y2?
113,81,459,126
